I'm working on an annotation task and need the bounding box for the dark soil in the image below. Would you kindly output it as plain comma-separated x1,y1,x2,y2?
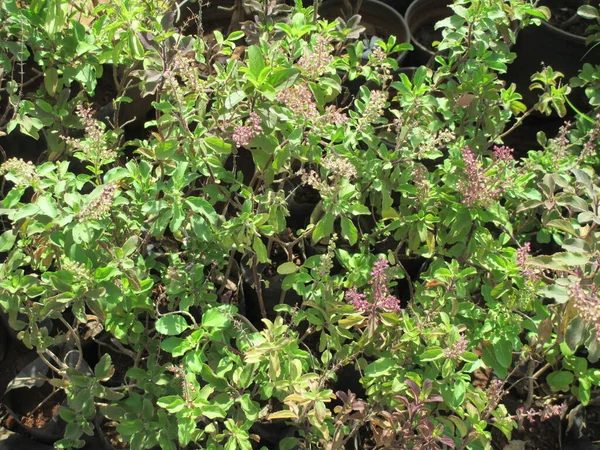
414,22,443,52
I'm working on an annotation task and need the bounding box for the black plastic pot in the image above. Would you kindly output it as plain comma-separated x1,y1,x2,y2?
0,428,54,450
319,0,411,64
398,65,419,79
505,0,600,111
0,319,6,363
3,348,91,444
380,0,414,16
0,310,53,342
3,358,66,444
404,0,453,67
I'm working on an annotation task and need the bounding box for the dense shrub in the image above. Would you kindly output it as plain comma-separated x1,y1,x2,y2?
0,0,599,449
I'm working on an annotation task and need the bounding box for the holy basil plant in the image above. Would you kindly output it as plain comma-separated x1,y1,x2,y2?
0,0,597,449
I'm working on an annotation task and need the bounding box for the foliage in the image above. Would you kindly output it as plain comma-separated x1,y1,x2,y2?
0,0,599,449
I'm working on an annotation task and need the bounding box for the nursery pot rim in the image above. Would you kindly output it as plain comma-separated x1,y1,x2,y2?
404,0,452,58
540,16,588,43
319,0,412,63
536,0,591,42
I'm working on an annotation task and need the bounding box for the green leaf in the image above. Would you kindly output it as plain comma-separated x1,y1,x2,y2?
253,236,268,263
122,235,139,257
482,344,507,379
94,354,113,380
578,5,600,19
280,437,299,450
0,230,16,252
440,381,466,410
203,136,232,155
161,337,184,354
118,419,144,436
247,46,265,79
44,67,59,96
340,217,358,245
37,194,59,218
177,417,195,447
12,203,40,221
225,90,246,109
155,315,190,335
365,358,394,377
185,197,218,224
420,348,445,361
238,393,260,421
566,317,586,351
312,212,335,243
547,371,574,389
493,338,513,369
157,395,185,413
156,140,178,159
202,405,226,419
94,266,120,282
268,68,300,89
277,262,299,275
202,308,231,330
158,432,176,450
552,252,588,267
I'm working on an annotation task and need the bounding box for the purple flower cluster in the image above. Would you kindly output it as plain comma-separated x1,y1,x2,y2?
232,112,263,148
492,145,514,163
516,403,567,423
485,379,505,412
516,242,540,281
516,242,531,267
76,184,116,222
276,83,319,121
298,36,334,79
345,256,401,314
322,105,349,126
443,333,468,360
457,145,513,208
64,105,116,163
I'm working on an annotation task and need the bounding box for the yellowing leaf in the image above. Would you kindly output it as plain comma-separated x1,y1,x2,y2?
267,410,297,420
